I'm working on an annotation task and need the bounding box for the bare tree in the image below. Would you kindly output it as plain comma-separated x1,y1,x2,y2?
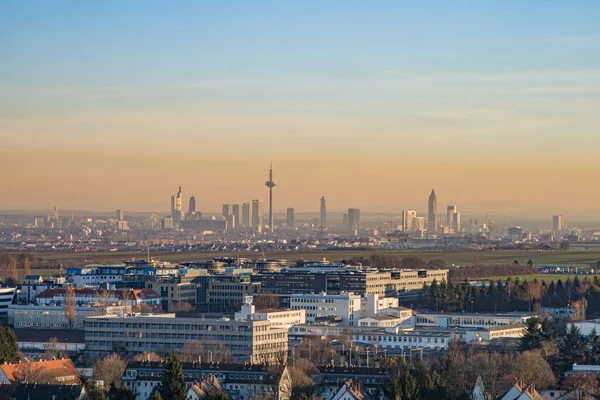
8,258,18,281
133,352,163,362
172,301,194,313
513,350,556,390
562,372,600,399
43,337,64,360
181,340,205,363
93,353,127,388
96,289,114,311
64,285,77,329
13,362,52,383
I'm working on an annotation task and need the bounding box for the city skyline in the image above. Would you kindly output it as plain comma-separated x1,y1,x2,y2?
1,2,600,217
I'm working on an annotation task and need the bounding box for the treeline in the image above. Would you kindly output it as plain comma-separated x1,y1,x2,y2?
448,264,538,280
380,345,557,400
0,252,64,283
423,276,600,316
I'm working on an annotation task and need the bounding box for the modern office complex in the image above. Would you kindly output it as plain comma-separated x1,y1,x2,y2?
84,312,288,362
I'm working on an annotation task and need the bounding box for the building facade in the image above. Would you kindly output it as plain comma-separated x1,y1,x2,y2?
84,313,288,362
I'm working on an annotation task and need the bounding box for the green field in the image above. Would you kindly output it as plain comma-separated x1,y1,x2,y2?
30,249,600,272
475,274,585,283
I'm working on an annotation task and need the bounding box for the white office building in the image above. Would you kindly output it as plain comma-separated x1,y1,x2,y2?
290,292,361,326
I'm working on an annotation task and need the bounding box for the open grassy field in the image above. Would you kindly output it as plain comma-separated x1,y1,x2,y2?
476,274,584,283
31,249,600,270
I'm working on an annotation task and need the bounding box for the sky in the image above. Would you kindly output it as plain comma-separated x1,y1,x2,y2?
1,1,600,217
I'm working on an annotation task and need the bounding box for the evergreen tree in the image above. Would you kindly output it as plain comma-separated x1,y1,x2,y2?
148,386,162,400
520,318,543,351
557,324,588,372
0,326,20,364
587,328,600,365
160,354,186,400
108,382,137,400
540,317,557,340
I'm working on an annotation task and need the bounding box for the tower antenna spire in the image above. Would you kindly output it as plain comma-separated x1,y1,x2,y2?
265,162,278,234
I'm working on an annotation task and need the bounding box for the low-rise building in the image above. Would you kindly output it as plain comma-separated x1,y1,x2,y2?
234,298,306,329
0,358,81,386
35,287,161,310
14,328,85,353
414,311,534,329
18,275,66,303
9,304,115,330
122,360,290,400
572,319,600,337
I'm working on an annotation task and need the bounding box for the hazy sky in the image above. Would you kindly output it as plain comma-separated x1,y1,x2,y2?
1,1,600,216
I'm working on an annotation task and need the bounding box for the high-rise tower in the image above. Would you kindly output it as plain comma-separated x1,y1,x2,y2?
265,163,278,234
428,190,437,234
320,197,327,232
189,196,196,214
447,205,457,228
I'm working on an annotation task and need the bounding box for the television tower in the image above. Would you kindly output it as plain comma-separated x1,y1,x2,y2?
265,163,278,233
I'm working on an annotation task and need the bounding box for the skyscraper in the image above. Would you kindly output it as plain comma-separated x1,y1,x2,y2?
171,195,175,219
189,196,196,214
265,163,278,234
287,208,295,228
53,206,59,221
231,204,241,228
348,208,360,232
553,215,565,231
116,209,124,221
453,212,461,233
242,202,252,227
447,205,457,229
428,190,437,234
320,197,327,232
169,187,183,224
407,211,417,231
251,199,263,229
401,210,408,231
222,204,231,218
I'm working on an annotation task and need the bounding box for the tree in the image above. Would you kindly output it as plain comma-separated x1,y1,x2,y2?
13,362,52,383
586,328,600,365
562,372,600,399
557,324,588,372
286,358,318,400
84,381,108,400
385,358,419,400
400,256,428,270
172,301,194,313
181,340,205,363
108,382,137,400
427,259,447,269
148,386,162,400
93,353,127,389
8,258,18,281
0,326,20,363
201,390,229,400
64,284,77,329
520,318,544,351
159,354,186,400
4,276,17,287
133,352,162,362
44,337,65,360
513,351,556,390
